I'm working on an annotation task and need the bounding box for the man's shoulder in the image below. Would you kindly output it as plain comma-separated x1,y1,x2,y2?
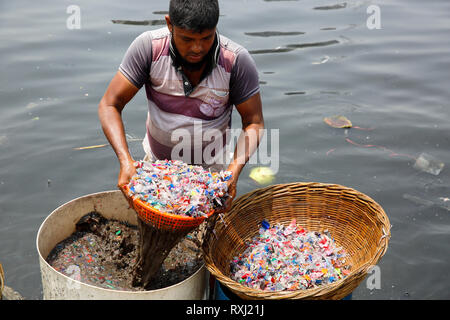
219,34,247,55
133,27,169,43
218,34,254,74
126,27,170,59
147,27,170,40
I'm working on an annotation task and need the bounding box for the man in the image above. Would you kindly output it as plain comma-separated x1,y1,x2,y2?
98,0,264,211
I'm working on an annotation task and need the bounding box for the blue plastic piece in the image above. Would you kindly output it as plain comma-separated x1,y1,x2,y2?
261,220,270,229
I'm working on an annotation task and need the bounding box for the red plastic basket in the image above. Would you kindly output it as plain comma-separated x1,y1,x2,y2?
122,185,215,232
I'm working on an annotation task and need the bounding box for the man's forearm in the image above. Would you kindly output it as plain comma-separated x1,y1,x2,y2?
227,122,265,179
98,101,134,165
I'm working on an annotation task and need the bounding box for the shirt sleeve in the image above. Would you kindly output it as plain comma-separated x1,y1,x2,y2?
118,31,152,89
229,48,260,106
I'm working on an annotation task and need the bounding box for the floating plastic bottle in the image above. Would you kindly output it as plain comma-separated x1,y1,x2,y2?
413,152,445,176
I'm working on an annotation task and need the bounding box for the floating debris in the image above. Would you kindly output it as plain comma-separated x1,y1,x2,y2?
324,115,352,128
249,167,275,185
73,143,109,150
73,136,142,150
324,115,374,130
312,55,330,65
413,152,444,176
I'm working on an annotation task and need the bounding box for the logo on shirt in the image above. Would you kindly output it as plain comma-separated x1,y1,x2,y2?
199,90,228,117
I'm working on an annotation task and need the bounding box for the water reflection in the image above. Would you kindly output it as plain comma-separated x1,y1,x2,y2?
284,91,306,95
286,40,339,49
250,39,339,55
111,19,166,26
249,47,295,55
245,31,305,37
314,3,347,10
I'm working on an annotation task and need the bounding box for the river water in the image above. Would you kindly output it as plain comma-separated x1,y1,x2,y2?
0,0,449,299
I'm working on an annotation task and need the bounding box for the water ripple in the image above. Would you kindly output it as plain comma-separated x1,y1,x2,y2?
313,3,347,10
111,19,166,26
250,39,339,55
245,31,305,37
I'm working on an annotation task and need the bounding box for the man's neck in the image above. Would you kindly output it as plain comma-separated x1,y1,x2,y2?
183,65,207,87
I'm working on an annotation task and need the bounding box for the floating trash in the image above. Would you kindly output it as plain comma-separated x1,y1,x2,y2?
73,136,142,150
323,115,352,128
249,167,275,185
413,152,444,176
324,115,374,130
312,55,330,65
73,143,109,150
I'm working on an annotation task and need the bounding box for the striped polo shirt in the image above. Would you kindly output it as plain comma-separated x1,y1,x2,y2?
118,27,260,168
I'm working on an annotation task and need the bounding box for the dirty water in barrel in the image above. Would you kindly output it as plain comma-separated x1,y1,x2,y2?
46,212,203,291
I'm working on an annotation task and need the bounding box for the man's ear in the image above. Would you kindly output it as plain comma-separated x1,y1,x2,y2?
165,15,173,32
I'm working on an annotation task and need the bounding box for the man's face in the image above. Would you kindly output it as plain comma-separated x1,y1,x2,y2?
166,16,216,66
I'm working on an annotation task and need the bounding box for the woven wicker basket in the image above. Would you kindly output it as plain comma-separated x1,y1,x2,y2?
202,182,391,300
0,263,4,300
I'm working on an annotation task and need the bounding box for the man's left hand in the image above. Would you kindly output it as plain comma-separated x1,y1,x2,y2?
215,179,237,214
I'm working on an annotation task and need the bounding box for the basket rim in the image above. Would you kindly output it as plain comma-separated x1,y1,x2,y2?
122,184,215,222
0,262,4,297
203,181,391,299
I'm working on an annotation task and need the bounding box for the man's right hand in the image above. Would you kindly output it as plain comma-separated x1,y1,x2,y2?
118,158,137,189
118,158,137,208
98,70,140,202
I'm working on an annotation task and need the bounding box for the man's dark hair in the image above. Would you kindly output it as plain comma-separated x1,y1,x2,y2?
169,0,219,33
